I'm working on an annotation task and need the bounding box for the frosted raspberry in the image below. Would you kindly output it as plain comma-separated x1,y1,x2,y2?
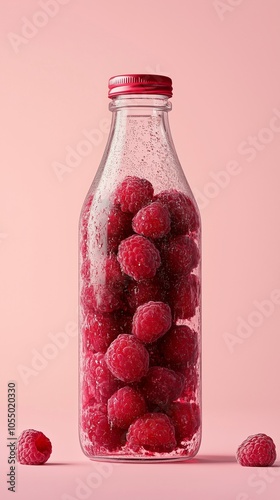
107,206,133,253
167,402,200,442
162,235,200,275
84,352,120,403
142,366,185,408
159,325,198,368
237,434,277,467
80,194,93,259
117,235,161,281
127,413,176,452
132,201,171,239
114,176,154,213
83,404,122,453
80,193,93,238
132,301,172,344
81,258,90,282
104,254,126,288
16,429,52,465
171,274,200,320
108,387,147,429
81,402,107,432
82,311,121,353
105,334,149,383
180,363,199,401
126,277,162,312
155,189,199,235
81,284,124,314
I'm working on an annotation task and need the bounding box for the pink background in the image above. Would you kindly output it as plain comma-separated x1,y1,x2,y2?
1,0,280,498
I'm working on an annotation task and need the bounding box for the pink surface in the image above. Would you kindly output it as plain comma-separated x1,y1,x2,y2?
1,0,280,498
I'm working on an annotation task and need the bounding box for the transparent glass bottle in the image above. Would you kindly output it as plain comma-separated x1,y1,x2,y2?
79,75,201,462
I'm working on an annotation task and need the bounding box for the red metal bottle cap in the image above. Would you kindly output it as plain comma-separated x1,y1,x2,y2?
108,74,173,98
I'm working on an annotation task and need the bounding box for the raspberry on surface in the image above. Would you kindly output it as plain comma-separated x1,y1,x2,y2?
84,352,120,403
159,325,198,368
105,334,149,383
16,429,52,465
108,386,147,429
237,434,277,467
107,206,133,253
126,277,162,312
82,311,121,353
132,301,172,344
142,366,185,408
162,235,200,276
167,402,200,442
170,273,200,320
114,176,154,214
83,404,122,453
127,413,176,453
155,189,199,235
117,235,161,281
132,201,171,239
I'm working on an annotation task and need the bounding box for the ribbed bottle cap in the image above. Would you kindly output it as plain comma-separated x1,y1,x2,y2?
108,74,173,98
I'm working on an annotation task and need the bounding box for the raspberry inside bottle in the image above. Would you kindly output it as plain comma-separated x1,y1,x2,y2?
79,74,201,461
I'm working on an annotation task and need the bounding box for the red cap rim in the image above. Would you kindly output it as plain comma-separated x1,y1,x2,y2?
108,74,173,98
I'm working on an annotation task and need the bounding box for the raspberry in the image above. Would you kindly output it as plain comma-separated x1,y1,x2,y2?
236,434,277,467
132,201,171,239
171,274,200,320
162,235,200,276
81,283,124,314
132,301,172,343
146,342,166,367
16,429,52,465
159,325,198,368
117,235,161,281
84,352,120,403
142,366,185,408
82,311,121,353
83,404,122,453
126,277,162,312
167,402,200,442
105,334,149,383
155,189,199,235
108,387,147,429
127,413,176,453
107,206,133,253
114,176,154,213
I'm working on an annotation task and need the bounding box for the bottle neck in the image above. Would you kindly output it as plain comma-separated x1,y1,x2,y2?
109,94,172,113
107,94,173,155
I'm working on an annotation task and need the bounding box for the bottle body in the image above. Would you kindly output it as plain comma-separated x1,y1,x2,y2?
79,93,201,461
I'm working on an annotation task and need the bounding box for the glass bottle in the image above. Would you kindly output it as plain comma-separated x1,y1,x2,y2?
79,75,201,462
